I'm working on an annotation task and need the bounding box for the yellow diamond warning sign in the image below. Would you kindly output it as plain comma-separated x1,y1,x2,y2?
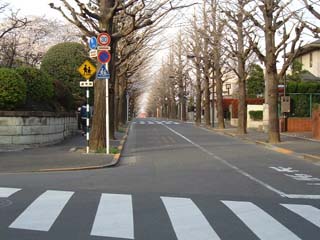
78,60,96,79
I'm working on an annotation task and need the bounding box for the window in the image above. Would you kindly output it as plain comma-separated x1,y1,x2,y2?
310,52,313,68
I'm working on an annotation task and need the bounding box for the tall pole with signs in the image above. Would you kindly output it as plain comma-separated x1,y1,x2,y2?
78,60,96,154
96,33,111,154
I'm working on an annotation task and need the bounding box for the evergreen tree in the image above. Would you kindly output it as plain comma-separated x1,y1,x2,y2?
247,64,265,98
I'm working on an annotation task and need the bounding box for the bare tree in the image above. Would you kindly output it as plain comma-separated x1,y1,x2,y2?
207,0,226,129
246,0,304,143
301,0,320,34
0,1,28,39
187,10,203,126
223,0,255,134
202,1,212,127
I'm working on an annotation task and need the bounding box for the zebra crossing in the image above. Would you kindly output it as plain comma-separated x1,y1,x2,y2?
1,187,320,239
133,120,180,125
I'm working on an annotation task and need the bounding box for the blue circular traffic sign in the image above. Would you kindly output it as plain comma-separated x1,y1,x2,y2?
89,37,98,49
97,50,111,64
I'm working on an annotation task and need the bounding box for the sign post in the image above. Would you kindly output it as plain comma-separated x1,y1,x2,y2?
97,32,111,154
78,60,96,154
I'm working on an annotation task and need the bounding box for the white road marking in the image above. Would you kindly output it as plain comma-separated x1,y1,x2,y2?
0,187,21,198
161,196,221,240
139,121,145,125
148,121,155,124
91,193,134,239
222,201,301,240
161,124,320,199
282,204,320,228
9,190,74,231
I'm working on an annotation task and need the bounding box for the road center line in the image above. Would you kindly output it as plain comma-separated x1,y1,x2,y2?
161,124,320,199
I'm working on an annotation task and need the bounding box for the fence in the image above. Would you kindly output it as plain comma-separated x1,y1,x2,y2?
284,93,320,118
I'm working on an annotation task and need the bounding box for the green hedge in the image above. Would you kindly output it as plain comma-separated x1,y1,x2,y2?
41,42,90,101
287,82,320,93
15,67,54,102
249,110,263,121
0,68,26,110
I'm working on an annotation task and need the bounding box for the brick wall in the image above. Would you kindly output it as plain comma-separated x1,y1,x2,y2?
287,118,312,132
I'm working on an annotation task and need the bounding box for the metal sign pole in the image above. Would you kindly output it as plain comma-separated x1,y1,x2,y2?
106,63,109,154
86,79,90,154
126,93,129,122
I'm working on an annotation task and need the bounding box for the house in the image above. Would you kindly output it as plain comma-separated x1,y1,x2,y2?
295,39,320,80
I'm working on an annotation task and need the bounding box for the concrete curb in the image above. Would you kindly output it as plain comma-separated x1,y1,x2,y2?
30,124,131,173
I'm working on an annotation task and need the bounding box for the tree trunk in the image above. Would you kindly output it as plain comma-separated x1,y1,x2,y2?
267,68,280,143
114,73,119,131
216,76,225,129
90,0,115,150
264,1,280,143
237,7,247,134
195,65,202,126
90,79,106,149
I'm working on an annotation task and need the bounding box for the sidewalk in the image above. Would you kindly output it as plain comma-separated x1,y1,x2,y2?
0,129,129,173
205,123,320,162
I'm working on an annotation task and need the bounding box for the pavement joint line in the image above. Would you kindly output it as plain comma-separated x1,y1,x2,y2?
162,123,320,200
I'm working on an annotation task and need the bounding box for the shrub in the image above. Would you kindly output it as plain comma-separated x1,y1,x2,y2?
15,67,54,102
41,42,91,102
0,68,26,110
53,80,74,111
249,110,263,121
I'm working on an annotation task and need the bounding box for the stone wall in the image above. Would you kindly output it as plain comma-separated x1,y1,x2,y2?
0,111,78,146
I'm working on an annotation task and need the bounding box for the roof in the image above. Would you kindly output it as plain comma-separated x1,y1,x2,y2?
295,39,320,57
300,71,320,82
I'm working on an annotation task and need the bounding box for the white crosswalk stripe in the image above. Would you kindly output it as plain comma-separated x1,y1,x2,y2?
91,193,134,239
3,187,320,239
0,187,21,198
222,201,301,240
281,204,320,228
9,190,74,232
161,196,221,240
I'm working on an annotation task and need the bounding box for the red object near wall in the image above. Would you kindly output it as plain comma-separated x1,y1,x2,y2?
287,118,312,132
312,109,320,139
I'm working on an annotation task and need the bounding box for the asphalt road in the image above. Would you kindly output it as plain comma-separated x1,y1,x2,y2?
0,118,320,240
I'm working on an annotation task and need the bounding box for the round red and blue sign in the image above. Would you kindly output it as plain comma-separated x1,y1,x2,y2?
97,33,111,46
97,50,111,64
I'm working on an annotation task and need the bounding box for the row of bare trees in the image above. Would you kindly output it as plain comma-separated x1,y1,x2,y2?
49,0,195,150
147,0,320,144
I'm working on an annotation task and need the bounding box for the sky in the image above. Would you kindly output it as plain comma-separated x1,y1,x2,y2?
8,0,65,21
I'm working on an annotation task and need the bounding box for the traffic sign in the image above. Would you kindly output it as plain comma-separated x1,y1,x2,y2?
80,81,94,87
97,32,111,46
97,50,111,64
97,64,110,79
78,60,96,79
97,45,111,51
89,49,98,58
89,36,98,49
